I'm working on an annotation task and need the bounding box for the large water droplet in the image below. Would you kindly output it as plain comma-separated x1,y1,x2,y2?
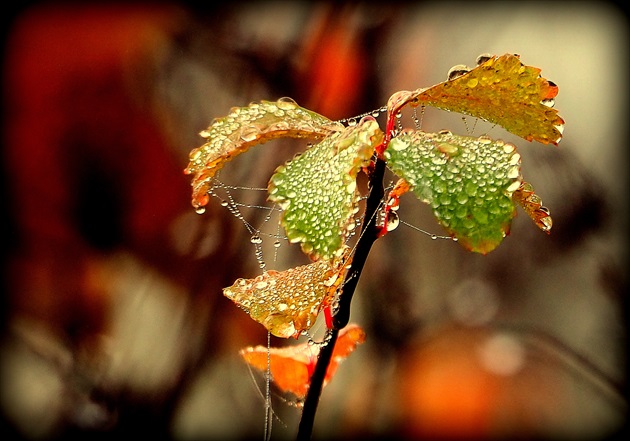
541,98,555,108
250,234,263,244
507,165,520,179
476,53,493,65
239,127,260,142
195,206,206,215
385,211,400,232
389,138,408,151
276,97,298,110
438,142,459,156
447,64,470,80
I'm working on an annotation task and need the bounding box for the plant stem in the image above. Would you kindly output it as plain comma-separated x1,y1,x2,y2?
296,158,386,440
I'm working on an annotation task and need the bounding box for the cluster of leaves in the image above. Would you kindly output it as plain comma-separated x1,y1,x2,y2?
184,53,563,407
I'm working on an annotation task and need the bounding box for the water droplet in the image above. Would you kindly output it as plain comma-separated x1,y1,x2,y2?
539,214,552,232
195,206,206,214
239,127,260,142
465,181,478,197
555,123,565,135
387,196,400,211
437,142,459,156
323,274,338,287
506,180,521,194
250,234,263,244
431,234,438,240
456,192,469,205
429,154,446,167
507,165,520,179
476,53,493,65
541,98,555,108
189,148,202,161
273,240,281,248
359,115,377,125
389,138,408,151
447,64,470,80
276,97,298,110
385,211,400,232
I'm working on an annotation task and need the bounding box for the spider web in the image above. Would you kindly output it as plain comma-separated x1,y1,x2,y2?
201,107,470,439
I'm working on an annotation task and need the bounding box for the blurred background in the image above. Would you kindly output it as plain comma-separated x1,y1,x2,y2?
1,1,627,440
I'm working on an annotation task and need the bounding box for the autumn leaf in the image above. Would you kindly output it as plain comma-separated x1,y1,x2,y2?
223,253,349,338
240,323,366,402
184,98,343,211
386,53,564,146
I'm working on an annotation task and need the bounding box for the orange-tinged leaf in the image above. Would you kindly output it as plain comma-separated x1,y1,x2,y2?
223,254,348,338
240,324,366,401
387,53,564,145
184,98,343,211
512,181,552,233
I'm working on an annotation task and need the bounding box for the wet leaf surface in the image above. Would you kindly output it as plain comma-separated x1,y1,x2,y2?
385,130,526,254
268,117,383,261
240,324,366,401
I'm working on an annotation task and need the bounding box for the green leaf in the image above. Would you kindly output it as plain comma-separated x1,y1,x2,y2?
184,97,343,211
268,117,384,261
384,130,524,254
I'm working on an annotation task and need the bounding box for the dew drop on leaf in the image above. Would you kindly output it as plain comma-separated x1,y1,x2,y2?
385,211,400,232
447,64,471,80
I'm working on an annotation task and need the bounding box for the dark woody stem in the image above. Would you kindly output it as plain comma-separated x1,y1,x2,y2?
296,158,386,440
